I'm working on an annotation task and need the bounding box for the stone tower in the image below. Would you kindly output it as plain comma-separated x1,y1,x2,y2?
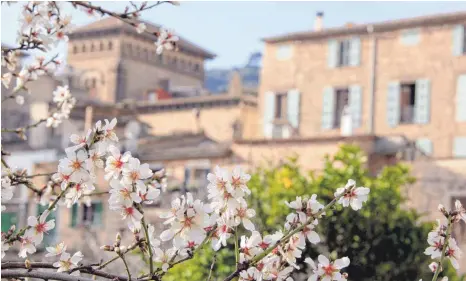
67,17,215,104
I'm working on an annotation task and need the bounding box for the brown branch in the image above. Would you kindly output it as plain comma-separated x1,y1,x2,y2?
1,261,136,281
2,269,97,281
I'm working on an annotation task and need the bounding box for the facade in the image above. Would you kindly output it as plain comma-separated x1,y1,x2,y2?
67,17,215,103
257,11,466,270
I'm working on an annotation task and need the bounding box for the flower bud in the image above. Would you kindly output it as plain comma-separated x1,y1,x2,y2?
100,245,114,252
119,246,127,252
25,259,31,269
438,204,448,217
116,232,121,242
114,246,121,254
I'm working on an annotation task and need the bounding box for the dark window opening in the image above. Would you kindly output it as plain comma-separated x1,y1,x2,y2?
82,45,86,52
333,88,349,128
274,93,287,120
90,43,95,52
194,64,200,72
400,82,416,124
338,40,351,67
108,41,113,50
73,45,78,54
100,42,104,51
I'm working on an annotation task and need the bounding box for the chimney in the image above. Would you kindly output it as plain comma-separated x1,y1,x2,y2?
314,12,324,31
228,70,242,96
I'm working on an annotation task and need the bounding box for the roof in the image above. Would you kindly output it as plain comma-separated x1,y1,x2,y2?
136,132,231,162
263,11,466,43
70,17,215,59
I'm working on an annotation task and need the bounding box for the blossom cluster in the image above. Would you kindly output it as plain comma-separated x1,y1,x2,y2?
424,200,465,274
234,179,367,281
46,85,76,128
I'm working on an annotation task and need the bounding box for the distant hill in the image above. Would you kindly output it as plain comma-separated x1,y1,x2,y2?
205,52,261,93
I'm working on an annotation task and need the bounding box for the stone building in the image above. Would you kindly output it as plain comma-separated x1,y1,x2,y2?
254,10,466,270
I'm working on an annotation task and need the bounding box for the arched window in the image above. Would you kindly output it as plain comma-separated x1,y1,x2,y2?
90,43,95,52
99,42,104,51
108,41,113,50
73,45,78,54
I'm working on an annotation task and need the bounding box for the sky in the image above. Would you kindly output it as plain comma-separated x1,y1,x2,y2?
2,1,466,69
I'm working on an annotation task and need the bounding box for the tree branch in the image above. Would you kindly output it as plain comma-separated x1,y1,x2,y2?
2,269,97,281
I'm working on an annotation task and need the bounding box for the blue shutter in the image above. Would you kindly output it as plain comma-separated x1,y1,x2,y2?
321,87,335,129
453,137,466,158
70,204,78,227
349,85,362,128
456,74,466,121
414,79,431,124
263,92,275,138
453,25,465,56
416,138,433,156
349,37,361,66
1,212,18,232
287,89,300,129
387,82,400,127
327,40,338,68
92,202,103,226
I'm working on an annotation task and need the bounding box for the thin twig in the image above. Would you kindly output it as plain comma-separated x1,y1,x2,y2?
207,254,217,281
120,254,132,281
2,269,96,281
431,216,453,281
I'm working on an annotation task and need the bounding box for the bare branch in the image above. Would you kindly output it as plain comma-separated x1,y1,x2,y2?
2,269,97,281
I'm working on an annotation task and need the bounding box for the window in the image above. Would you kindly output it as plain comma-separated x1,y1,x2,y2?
338,40,351,67
400,82,416,124
194,63,200,72
401,29,420,46
90,43,95,52
108,41,113,50
276,45,292,60
148,91,157,102
185,167,210,189
333,88,349,128
274,93,287,120
70,202,103,227
453,137,466,158
451,197,466,245
100,42,104,51
73,45,78,54
82,44,86,52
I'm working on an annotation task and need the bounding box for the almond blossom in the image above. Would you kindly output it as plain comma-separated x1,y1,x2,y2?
446,237,462,269
122,157,153,192
53,251,83,274
45,242,67,257
58,149,90,183
24,210,55,244
105,145,132,180
155,28,179,54
453,200,466,223
117,202,143,230
153,247,176,272
334,179,370,211
108,178,141,209
310,255,350,281
18,235,36,258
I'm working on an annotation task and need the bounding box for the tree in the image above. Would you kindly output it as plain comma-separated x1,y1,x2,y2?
1,2,465,281
163,145,463,281
248,144,460,281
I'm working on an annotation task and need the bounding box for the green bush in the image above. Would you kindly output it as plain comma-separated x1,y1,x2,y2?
163,144,458,281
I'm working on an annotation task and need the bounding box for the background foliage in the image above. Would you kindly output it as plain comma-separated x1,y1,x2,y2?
163,145,462,281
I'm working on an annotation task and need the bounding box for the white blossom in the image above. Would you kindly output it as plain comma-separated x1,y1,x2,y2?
334,180,370,211
46,242,67,257
53,251,83,274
